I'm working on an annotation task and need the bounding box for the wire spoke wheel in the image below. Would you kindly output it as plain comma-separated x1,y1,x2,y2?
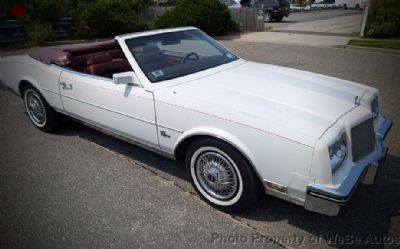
186,139,262,212
25,89,46,126
195,151,239,200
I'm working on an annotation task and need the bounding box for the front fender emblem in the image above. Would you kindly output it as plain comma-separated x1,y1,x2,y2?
160,130,171,138
354,96,361,105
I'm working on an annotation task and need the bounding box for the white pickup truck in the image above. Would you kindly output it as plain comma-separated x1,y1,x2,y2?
335,0,369,9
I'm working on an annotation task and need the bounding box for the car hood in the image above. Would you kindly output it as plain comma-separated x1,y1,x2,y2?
155,61,371,147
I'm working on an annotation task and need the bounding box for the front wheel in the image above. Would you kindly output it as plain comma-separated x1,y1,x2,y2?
185,138,263,212
23,85,59,132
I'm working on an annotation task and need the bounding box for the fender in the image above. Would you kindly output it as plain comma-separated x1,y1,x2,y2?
18,76,44,96
173,126,264,182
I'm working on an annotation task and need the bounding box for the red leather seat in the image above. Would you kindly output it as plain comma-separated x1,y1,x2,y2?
133,45,169,72
86,54,132,78
68,49,126,72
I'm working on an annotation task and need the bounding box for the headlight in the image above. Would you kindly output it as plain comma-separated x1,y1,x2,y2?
329,133,348,173
371,95,379,119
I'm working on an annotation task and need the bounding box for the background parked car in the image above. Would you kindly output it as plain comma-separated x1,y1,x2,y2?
220,0,243,9
247,0,291,22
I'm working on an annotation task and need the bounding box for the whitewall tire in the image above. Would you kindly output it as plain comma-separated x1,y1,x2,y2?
185,138,263,212
23,85,59,132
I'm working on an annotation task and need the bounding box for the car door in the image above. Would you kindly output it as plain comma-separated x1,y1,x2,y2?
59,69,159,149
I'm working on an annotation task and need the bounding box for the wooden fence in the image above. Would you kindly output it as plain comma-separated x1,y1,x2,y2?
141,7,264,32
230,8,264,32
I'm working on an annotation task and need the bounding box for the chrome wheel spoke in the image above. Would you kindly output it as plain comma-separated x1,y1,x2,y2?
195,151,238,200
26,91,46,125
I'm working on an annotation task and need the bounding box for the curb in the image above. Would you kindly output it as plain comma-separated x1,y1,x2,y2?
343,45,400,55
271,30,349,37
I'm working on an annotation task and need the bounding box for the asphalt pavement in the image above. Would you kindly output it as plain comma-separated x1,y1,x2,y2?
231,9,364,47
0,84,281,249
267,9,363,35
1,41,400,248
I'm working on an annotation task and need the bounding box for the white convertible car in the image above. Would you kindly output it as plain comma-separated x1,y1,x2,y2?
0,27,392,216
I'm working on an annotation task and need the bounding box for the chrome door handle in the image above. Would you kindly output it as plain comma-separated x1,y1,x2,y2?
60,82,73,90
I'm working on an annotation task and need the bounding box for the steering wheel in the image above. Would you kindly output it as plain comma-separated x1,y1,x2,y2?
182,52,200,63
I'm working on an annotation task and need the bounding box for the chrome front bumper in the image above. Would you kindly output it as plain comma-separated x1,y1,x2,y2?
304,117,393,216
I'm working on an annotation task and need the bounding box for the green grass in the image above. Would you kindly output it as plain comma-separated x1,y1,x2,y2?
348,39,400,50
264,26,273,32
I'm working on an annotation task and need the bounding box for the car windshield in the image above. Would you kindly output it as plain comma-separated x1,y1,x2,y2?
125,29,238,83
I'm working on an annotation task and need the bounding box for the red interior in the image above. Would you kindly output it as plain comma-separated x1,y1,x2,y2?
29,39,133,78
28,40,188,79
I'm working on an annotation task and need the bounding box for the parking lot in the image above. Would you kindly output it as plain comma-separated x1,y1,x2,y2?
1,39,399,248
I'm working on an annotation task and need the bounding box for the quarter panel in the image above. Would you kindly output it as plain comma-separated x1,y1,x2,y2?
0,56,63,109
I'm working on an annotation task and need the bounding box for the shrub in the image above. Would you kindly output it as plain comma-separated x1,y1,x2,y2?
26,21,54,46
72,0,149,39
0,1,10,20
155,0,239,36
366,0,400,38
24,0,72,23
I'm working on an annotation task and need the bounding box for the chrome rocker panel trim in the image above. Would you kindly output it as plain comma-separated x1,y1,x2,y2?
53,107,176,160
304,117,392,216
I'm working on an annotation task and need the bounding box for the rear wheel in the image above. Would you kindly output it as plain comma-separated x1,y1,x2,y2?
185,138,263,212
23,85,59,132
264,11,273,23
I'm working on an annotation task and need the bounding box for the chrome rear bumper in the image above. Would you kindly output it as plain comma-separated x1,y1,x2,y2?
304,117,392,216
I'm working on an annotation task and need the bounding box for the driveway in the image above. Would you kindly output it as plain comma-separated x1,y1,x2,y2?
268,9,364,36
231,9,364,47
1,42,400,248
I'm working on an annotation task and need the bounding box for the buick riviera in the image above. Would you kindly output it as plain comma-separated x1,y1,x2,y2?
0,27,392,215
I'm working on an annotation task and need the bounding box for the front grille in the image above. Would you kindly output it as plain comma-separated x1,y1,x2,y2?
351,118,375,162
